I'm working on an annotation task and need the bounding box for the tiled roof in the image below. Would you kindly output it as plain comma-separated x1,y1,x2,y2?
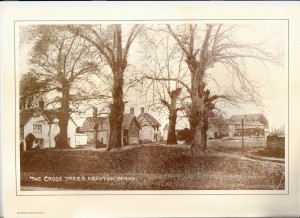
223,119,263,126
230,114,265,121
137,113,161,127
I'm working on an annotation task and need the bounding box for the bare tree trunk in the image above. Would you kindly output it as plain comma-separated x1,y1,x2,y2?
188,60,208,152
107,69,124,151
57,81,70,149
161,88,182,145
166,110,177,145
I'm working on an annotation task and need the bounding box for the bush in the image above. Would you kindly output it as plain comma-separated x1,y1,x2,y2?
139,139,153,144
95,140,106,148
177,128,191,141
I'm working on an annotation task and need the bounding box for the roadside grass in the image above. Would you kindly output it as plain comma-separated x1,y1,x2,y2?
207,137,267,152
20,145,285,190
251,149,285,159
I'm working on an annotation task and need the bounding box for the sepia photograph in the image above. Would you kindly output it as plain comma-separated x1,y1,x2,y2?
3,2,300,218
17,21,287,192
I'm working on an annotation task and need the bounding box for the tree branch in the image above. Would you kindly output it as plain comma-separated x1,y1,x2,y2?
145,75,191,93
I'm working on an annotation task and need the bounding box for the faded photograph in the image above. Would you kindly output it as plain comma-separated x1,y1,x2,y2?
18,22,287,191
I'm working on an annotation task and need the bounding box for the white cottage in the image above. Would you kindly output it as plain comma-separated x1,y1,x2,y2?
137,107,161,142
20,105,79,150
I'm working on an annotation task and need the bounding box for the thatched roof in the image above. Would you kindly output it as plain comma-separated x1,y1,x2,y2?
123,114,139,129
20,108,59,126
137,113,161,127
42,109,59,123
80,116,108,132
80,114,140,132
20,109,35,126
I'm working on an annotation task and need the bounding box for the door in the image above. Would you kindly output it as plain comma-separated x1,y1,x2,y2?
25,133,35,150
123,130,128,146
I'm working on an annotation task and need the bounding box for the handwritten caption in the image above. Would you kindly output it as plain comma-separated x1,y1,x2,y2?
29,176,137,182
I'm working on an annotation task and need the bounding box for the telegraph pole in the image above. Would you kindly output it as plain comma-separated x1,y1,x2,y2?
241,115,246,152
241,119,244,151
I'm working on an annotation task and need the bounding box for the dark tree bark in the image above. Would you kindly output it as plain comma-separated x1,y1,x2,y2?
142,34,187,146
57,80,71,148
165,24,213,152
167,110,177,144
107,67,125,151
161,87,182,145
68,24,142,151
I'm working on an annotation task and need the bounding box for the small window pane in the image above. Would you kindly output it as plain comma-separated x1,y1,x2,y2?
33,124,42,133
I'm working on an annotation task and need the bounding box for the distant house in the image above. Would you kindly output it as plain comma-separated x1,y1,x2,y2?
20,100,79,150
220,114,267,137
137,107,161,142
122,110,140,145
80,107,140,146
207,124,221,139
230,114,269,129
80,114,109,145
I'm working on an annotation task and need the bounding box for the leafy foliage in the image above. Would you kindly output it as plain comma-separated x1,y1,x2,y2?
19,71,50,109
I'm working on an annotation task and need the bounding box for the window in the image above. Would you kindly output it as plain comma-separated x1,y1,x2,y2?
33,124,42,133
36,138,44,147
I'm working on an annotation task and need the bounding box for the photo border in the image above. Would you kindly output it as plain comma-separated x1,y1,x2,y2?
15,19,289,196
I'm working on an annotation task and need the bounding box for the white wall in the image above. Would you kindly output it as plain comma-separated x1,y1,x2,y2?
139,125,160,142
139,126,152,141
163,129,168,141
67,119,77,148
75,134,88,146
24,114,51,149
98,131,108,144
49,122,59,148
24,115,77,148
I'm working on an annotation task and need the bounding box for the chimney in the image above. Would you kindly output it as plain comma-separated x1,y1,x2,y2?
93,107,97,119
130,107,134,115
141,107,144,114
38,99,45,110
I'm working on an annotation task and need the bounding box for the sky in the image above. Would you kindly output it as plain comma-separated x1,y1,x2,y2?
18,21,288,132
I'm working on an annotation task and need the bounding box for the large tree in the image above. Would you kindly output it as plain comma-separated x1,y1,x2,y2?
142,36,189,144
68,24,142,151
166,24,281,152
25,25,100,148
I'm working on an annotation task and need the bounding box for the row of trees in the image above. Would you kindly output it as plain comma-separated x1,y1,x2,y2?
20,24,281,151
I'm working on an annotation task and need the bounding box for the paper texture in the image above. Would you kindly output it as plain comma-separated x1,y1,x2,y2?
1,2,300,217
